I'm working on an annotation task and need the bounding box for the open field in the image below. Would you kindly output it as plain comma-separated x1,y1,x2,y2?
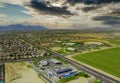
68,77,93,83
51,47,61,51
109,39,120,45
73,47,120,78
5,62,45,83
68,77,87,83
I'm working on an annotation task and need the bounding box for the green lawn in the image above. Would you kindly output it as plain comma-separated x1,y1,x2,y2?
109,39,120,45
73,47,120,78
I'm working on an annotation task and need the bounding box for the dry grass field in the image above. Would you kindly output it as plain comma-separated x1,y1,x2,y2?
5,62,45,83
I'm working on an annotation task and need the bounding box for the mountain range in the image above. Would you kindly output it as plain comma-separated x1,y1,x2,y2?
0,24,47,31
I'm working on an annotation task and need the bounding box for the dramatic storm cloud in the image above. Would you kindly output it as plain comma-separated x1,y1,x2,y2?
81,6,102,12
67,0,120,5
30,0,73,15
0,0,120,29
93,16,120,25
94,0,120,4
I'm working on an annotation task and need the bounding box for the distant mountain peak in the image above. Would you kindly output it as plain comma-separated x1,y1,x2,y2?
0,24,47,31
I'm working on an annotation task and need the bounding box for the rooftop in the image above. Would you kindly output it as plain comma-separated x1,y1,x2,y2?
56,68,72,74
50,58,62,64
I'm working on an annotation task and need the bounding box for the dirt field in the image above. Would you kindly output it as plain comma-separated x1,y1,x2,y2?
5,62,45,83
68,77,93,83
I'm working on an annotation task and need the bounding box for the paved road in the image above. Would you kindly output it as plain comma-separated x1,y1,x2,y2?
49,50,120,83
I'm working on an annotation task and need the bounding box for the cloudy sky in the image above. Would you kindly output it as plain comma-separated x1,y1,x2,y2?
0,0,120,29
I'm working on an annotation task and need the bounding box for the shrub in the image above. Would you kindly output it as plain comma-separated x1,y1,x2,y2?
94,79,102,83
78,72,90,78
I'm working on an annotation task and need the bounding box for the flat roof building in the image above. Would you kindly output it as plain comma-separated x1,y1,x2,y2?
56,68,72,74
50,59,62,65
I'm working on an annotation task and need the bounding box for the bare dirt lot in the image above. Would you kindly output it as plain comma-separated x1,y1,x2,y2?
5,62,45,83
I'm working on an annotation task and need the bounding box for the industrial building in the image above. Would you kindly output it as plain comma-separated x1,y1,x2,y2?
56,68,79,79
37,58,79,82
50,59,62,65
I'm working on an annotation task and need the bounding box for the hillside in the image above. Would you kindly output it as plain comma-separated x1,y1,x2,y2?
0,24,47,31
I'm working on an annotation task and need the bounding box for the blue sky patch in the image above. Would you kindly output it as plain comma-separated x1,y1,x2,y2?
0,2,32,20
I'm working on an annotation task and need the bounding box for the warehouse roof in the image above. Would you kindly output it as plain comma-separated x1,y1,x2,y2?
56,68,72,74
50,59,62,64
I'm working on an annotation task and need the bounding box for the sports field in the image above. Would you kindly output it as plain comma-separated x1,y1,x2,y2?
73,47,120,78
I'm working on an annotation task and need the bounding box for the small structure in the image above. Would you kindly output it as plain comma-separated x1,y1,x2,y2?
67,47,76,51
50,59,62,65
62,43,76,46
39,60,48,66
85,42,103,45
55,41,62,43
46,71,54,78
